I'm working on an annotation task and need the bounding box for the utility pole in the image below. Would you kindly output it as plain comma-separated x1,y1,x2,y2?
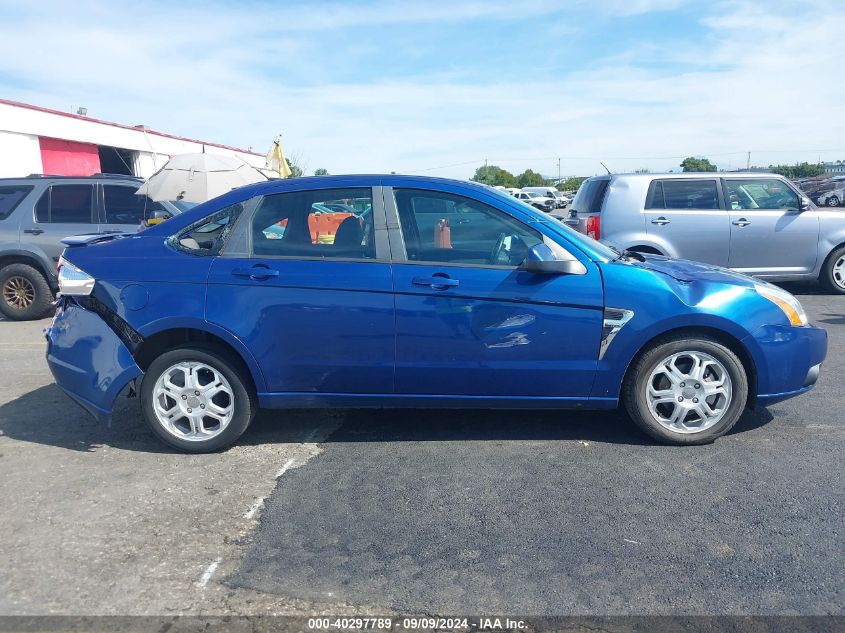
557,158,561,185
746,151,751,170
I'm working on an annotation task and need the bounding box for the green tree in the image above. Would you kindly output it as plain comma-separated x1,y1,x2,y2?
556,177,586,192
314,168,329,176
768,162,824,179
680,156,717,172
286,158,303,177
470,164,517,188
516,169,546,188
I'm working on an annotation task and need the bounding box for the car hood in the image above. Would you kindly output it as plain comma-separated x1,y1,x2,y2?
631,255,758,288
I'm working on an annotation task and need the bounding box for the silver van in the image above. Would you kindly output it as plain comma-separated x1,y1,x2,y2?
567,172,845,294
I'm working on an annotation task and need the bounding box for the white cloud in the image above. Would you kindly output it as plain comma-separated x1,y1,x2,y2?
0,0,842,177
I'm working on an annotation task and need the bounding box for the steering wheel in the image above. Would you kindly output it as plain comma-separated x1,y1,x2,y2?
490,232,509,265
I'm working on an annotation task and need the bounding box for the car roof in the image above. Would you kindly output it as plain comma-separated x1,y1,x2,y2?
0,174,143,183
597,171,785,182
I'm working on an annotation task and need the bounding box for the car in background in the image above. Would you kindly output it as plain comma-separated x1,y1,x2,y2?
816,184,845,207
513,190,556,211
566,172,845,294
522,186,568,209
0,174,184,320
45,175,825,452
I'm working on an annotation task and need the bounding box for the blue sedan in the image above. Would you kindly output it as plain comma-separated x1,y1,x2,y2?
46,175,828,452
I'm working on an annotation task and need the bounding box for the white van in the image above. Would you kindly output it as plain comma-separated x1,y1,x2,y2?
522,186,567,208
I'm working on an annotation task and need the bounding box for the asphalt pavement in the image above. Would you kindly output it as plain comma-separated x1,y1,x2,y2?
231,286,845,615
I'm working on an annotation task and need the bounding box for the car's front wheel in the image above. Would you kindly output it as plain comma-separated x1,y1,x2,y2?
821,245,845,295
140,346,257,453
623,335,748,445
826,195,840,207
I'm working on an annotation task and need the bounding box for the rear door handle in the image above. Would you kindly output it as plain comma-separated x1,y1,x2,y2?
651,217,671,225
23,228,44,235
732,218,751,227
412,275,459,289
232,266,279,280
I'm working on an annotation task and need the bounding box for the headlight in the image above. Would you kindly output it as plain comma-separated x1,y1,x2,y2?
754,283,808,326
57,256,95,296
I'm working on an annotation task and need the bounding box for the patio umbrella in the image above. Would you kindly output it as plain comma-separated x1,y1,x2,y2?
136,153,267,203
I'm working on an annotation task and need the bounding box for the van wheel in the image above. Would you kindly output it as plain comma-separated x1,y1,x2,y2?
623,336,748,445
0,263,54,321
140,346,257,453
821,245,845,295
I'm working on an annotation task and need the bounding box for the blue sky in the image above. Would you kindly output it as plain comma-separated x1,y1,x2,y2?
0,0,843,178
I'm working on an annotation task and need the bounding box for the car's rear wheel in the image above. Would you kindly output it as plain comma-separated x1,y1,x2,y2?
821,245,845,295
826,195,840,207
623,335,748,445
140,346,256,453
0,263,54,321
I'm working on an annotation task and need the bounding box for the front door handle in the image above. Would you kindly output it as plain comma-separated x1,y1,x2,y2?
651,217,671,225
732,218,751,227
412,275,459,290
23,228,44,235
232,266,279,281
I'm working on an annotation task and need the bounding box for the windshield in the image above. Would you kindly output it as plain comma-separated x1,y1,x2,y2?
169,200,198,213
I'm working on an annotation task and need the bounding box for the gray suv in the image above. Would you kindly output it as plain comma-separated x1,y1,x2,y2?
0,175,182,320
567,172,845,294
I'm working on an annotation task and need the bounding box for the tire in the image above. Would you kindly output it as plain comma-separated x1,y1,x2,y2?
140,345,257,453
826,195,840,207
623,335,748,445
0,263,54,321
820,245,845,295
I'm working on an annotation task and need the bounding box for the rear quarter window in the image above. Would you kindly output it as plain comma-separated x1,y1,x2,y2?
0,185,33,220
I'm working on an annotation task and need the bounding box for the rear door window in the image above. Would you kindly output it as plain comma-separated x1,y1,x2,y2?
0,185,32,220
35,185,94,223
657,180,719,210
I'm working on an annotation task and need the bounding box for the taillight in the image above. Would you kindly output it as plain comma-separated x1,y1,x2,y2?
57,256,95,296
586,215,601,240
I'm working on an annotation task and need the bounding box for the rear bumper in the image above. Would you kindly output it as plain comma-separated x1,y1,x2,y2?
751,324,827,407
45,301,142,424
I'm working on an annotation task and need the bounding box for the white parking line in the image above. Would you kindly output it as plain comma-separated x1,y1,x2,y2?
275,457,296,479
196,557,222,588
243,497,265,520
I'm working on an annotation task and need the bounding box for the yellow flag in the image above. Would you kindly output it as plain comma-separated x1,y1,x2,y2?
265,136,293,178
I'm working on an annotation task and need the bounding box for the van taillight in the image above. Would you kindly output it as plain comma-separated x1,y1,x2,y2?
586,215,601,240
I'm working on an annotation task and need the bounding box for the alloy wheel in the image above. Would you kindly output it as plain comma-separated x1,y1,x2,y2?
2,276,35,310
646,351,733,434
833,255,845,289
827,196,840,207
152,361,235,441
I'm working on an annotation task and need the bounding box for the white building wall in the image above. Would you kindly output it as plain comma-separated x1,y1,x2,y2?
0,101,265,178
0,130,43,177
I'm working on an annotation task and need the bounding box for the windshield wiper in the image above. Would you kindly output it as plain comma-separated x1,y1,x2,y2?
609,245,646,262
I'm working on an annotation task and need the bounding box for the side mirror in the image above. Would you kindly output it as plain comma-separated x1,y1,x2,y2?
799,197,811,212
145,210,173,226
521,243,587,275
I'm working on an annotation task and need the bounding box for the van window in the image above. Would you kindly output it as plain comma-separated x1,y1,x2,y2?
0,185,32,220
725,178,799,210
651,180,719,210
571,179,610,213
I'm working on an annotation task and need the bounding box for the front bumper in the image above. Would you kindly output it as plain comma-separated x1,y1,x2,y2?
750,323,828,407
45,301,143,423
